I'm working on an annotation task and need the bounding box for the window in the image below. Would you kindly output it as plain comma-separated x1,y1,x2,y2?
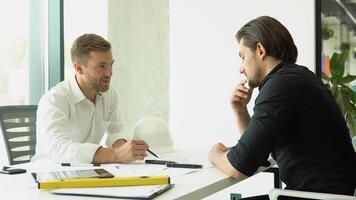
0,1,30,105
316,0,356,137
317,0,356,89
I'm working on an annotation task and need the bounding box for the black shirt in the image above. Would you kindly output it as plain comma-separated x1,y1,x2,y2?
227,63,356,195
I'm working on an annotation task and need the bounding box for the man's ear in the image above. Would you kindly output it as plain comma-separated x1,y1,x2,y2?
256,43,266,59
74,62,83,74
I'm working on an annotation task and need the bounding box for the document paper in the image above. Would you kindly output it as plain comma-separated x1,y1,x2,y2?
52,184,173,199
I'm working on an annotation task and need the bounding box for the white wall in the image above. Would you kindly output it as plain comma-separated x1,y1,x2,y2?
108,0,169,136
169,0,315,151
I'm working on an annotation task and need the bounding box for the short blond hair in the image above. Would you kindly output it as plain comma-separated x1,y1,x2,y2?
71,33,111,64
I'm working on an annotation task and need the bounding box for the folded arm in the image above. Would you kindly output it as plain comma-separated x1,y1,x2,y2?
208,143,248,180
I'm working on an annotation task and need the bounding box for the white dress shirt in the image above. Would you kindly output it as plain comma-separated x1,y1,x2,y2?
32,76,129,163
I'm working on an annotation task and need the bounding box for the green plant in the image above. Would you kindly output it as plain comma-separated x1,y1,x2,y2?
323,51,356,137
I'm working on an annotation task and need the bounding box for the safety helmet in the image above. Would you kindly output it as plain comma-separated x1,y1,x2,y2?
132,116,174,154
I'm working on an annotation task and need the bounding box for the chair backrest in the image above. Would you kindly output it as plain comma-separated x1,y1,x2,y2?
0,105,37,165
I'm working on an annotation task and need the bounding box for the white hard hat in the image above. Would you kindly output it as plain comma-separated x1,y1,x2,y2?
133,116,174,154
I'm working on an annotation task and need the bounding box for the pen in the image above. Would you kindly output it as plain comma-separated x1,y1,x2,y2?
145,159,177,165
61,163,101,167
147,149,159,158
166,163,203,169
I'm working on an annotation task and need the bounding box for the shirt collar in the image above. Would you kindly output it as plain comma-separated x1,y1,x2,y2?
70,75,87,104
258,62,284,90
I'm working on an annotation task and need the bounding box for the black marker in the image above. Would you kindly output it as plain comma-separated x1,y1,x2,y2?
61,163,101,167
145,159,177,165
166,163,203,169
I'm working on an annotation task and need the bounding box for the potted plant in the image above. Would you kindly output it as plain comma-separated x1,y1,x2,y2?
322,51,356,142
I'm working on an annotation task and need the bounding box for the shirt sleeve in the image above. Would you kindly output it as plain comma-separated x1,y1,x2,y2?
36,92,101,163
227,75,297,176
105,89,130,147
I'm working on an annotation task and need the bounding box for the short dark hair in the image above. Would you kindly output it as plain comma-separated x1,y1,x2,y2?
71,33,111,64
236,16,298,64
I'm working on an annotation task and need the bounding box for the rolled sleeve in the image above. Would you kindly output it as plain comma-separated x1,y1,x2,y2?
106,132,129,147
227,142,261,176
76,143,101,163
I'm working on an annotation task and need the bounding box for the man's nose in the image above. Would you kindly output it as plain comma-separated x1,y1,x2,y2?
105,67,113,76
239,66,244,74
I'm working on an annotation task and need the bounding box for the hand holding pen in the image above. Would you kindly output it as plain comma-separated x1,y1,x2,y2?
110,140,151,163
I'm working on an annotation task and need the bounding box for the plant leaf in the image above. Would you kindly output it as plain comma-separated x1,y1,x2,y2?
335,91,346,114
341,85,356,104
345,113,356,137
339,50,349,65
325,50,355,137
330,51,348,81
339,75,356,84
338,89,356,137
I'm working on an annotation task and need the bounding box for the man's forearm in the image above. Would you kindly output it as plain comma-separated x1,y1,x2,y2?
112,138,127,148
92,146,116,163
92,139,127,164
234,107,251,134
210,150,248,180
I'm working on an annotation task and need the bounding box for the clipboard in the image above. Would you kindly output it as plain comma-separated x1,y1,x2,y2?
51,184,174,199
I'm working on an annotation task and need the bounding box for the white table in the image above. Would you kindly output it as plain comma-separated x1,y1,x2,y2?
0,149,275,200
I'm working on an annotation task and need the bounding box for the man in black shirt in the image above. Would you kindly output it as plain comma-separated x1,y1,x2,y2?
208,16,356,198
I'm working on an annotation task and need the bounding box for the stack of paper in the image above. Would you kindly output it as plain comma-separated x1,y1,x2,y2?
52,184,174,199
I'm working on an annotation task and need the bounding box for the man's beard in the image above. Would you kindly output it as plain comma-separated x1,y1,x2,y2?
247,80,259,88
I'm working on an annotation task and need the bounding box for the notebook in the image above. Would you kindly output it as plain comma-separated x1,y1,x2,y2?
51,184,174,199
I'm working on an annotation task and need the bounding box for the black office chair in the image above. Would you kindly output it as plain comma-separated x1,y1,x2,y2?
0,105,37,165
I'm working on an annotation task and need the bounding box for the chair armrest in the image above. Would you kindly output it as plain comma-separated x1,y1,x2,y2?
269,188,356,200
262,167,281,188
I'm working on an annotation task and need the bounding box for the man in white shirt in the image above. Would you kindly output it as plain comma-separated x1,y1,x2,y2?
32,33,149,164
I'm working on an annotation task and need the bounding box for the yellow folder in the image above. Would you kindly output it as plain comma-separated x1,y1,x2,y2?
38,175,170,189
